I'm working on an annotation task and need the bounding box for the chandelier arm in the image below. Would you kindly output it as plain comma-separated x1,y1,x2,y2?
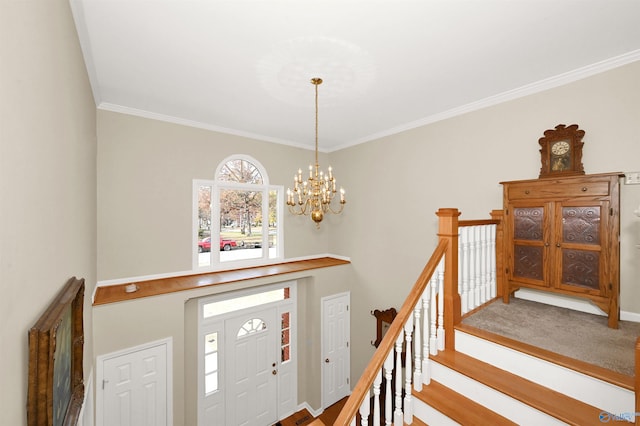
325,203,346,215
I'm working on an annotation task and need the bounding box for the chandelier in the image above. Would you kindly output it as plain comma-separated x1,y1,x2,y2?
286,78,346,227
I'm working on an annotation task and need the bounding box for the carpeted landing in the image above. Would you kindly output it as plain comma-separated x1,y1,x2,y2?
461,297,640,376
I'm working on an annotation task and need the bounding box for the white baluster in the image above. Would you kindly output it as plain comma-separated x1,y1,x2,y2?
404,315,414,424
394,332,403,426
474,225,482,308
479,225,488,304
460,227,470,313
373,369,382,426
468,226,477,310
486,225,492,302
489,224,497,298
413,302,422,391
437,259,445,351
422,287,431,384
384,351,394,426
360,390,370,426
429,275,438,356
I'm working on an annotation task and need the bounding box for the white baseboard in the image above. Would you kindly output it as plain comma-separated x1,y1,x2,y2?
514,289,606,315
79,369,94,426
620,310,640,323
296,401,323,418
514,288,640,323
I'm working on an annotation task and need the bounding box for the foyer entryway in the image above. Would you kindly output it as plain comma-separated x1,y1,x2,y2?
198,282,297,426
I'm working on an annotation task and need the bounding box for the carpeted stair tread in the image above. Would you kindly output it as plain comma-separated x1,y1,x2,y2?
432,349,604,425
456,322,634,390
414,380,517,425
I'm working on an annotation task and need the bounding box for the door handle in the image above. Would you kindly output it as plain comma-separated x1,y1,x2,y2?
272,370,277,375
325,358,330,363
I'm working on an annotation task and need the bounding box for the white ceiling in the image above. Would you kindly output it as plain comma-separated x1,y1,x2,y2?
70,0,640,152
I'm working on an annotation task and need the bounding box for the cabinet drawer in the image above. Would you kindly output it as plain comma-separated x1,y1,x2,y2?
506,180,610,200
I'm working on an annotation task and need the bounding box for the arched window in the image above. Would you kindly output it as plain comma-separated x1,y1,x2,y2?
194,155,282,269
236,318,267,338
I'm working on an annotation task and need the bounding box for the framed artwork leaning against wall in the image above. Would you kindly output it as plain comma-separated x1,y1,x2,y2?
27,277,85,426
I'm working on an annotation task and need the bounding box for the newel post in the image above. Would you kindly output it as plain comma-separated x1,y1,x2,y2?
437,208,461,351
490,209,505,299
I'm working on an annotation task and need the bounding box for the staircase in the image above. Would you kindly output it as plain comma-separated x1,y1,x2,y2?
334,208,639,426
413,327,635,425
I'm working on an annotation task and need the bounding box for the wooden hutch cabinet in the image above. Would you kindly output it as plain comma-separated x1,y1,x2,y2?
501,173,623,328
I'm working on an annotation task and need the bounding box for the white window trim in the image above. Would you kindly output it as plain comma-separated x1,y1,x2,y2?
193,155,284,272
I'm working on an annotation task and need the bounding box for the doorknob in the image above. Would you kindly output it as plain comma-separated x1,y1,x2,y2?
272,370,277,375
325,358,330,363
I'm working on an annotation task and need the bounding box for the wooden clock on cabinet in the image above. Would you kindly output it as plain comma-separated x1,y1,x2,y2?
538,124,585,178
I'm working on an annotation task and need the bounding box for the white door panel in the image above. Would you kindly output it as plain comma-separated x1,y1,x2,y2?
101,341,168,426
322,292,351,408
225,308,278,426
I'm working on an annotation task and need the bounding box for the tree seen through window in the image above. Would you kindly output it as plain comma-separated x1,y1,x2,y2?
194,156,281,268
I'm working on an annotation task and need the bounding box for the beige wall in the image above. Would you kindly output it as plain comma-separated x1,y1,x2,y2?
331,61,640,378
97,110,338,280
4,1,637,424
93,266,353,423
0,1,97,425
95,60,640,421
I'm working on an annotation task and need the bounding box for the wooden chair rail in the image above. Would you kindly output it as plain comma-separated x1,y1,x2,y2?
93,257,350,305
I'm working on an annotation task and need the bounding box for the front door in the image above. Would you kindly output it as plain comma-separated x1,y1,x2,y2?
225,307,278,426
321,292,351,409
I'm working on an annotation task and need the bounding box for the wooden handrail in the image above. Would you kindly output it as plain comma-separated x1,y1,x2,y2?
458,218,500,227
334,208,503,424
334,240,448,425
334,208,463,425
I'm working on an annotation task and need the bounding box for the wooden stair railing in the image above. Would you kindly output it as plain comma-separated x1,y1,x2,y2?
333,239,448,425
334,205,639,426
335,208,505,425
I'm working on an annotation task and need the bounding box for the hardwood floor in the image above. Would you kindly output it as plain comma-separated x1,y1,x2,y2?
275,397,347,426
275,396,428,426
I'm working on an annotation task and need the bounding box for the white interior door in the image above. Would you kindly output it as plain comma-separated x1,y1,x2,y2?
225,307,278,426
99,339,170,426
322,292,351,408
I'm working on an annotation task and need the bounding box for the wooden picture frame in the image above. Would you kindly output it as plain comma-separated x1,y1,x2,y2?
28,277,85,426
371,307,397,347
